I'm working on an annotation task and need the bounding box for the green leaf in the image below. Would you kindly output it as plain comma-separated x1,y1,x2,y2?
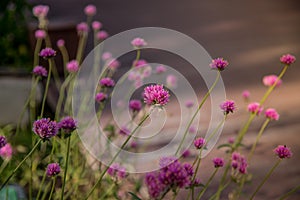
128,192,142,200
217,143,232,150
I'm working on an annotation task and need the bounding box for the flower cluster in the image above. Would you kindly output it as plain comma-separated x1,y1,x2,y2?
145,157,194,199
95,92,107,103
194,137,206,149
46,163,61,177
33,66,48,77
209,58,228,71
129,99,142,112
143,84,170,106
213,157,224,168
274,145,292,159
107,163,126,179
220,100,236,115
231,152,248,174
265,108,280,121
58,116,77,134
280,54,296,65
39,48,56,59
99,77,115,87
248,102,263,115
33,118,58,140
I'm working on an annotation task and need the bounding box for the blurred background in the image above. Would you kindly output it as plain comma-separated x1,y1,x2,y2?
1,0,300,199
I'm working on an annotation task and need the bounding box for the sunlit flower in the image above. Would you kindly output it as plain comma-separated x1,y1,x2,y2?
143,84,170,106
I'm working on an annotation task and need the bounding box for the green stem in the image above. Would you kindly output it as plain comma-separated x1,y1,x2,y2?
279,184,300,200
250,159,281,200
175,71,221,155
36,170,47,200
99,183,115,200
40,59,53,118
0,159,9,175
55,75,73,120
76,34,88,64
214,157,231,200
48,177,56,200
34,39,42,67
0,139,42,190
41,181,52,200
84,112,151,200
248,119,270,163
60,136,71,200
197,168,219,200
59,45,70,78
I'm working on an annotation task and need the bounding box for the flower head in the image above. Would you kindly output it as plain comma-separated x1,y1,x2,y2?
194,137,205,149
280,54,296,65
188,125,197,134
119,126,130,136
102,52,112,61
129,99,142,112
143,84,170,106
99,77,115,87
220,100,236,114
77,22,89,35
210,58,228,71
182,149,191,158
156,65,167,74
0,136,7,149
274,145,292,159
133,59,148,68
107,163,126,179
33,118,58,140
33,66,48,77
166,74,178,89
95,92,107,103
56,39,65,47
185,100,194,108
145,172,166,199
213,157,224,168
46,163,61,177
39,48,56,59
263,75,282,87
242,90,250,100
265,108,280,121
92,21,102,30
107,59,120,70
228,137,235,144
66,60,79,73
33,5,49,18
248,102,263,115
131,37,147,48
35,29,46,39
97,30,109,40
58,116,77,134
0,143,12,160
84,4,97,16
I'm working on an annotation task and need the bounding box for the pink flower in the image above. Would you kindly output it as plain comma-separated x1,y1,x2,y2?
77,22,89,35
119,126,130,136
33,66,48,77
166,74,178,89
263,75,282,87
265,108,280,120
228,137,235,144
133,59,148,68
213,157,224,168
131,37,147,48
155,65,167,74
274,145,292,159
0,143,12,160
102,52,112,61
66,60,79,73
35,29,46,39
182,149,191,158
220,100,236,114
248,102,263,115
143,84,170,106
56,39,65,47
142,66,152,78
188,125,197,134
99,77,115,87
39,48,56,59
185,100,194,108
46,163,61,177
95,92,107,102
108,59,120,70
280,54,296,65
97,30,109,40
33,5,49,18
210,58,228,71
92,21,102,30
194,137,205,149
107,163,126,179
242,90,250,100
84,4,97,16
129,99,142,112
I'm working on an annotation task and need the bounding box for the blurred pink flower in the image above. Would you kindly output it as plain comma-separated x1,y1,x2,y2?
35,29,46,39
0,143,12,160
166,74,178,89
280,54,296,65
248,102,263,115
265,108,280,121
92,21,102,30
97,30,109,40
263,75,282,87
33,5,49,18
66,60,79,73
131,37,147,48
84,4,97,16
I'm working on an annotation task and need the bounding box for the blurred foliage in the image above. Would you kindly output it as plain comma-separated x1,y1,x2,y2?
0,0,32,69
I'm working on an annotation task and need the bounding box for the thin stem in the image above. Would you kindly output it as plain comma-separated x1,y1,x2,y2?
41,181,52,200
0,139,42,190
214,158,231,200
248,119,270,163
279,184,300,200
55,74,73,120
36,170,47,200
250,159,281,200
60,136,71,200
99,183,115,200
40,59,53,118
84,112,151,200
76,34,88,64
197,168,219,200
175,71,221,155
59,45,69,78
0,159,9,175
48,177,56,200
33,39,42,67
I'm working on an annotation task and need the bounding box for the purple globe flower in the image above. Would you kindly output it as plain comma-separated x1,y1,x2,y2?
131,37,147,48
107,163,126,179
95,92,108,103
145,172,166,199
265,108,280,121
33,66,48,77
143,84,170,106
66,60,79,73
209,58,229,71
129,99,142,112
248,102,263,115
33,118,58,140
99,77,115,87
213,157,224,168
58,116,77,134
274,145,292,159
0,135,7,149
39,48,56,59
280,54,296,65
77,22,89,35
194,137,206,149
46,163,61,177
220,100,236,114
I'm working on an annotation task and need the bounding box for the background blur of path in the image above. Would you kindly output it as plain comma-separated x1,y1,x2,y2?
26,0,300,199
